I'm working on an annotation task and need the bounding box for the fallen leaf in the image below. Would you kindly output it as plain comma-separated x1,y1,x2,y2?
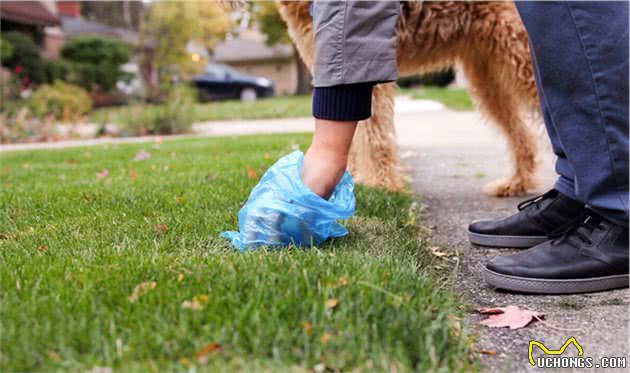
325,298,338,309
246,167,257,179
22,162,30,169
338,276,348,286
479,305,544,330
66,159,76,165
154,223,169,234
134,149,151,161
177,274,185,282
128,281,157,303
196,342,221,364
38,245,48,252
320,332,332,344
46,350,61,362
179,357,191,368
430,246,449,257
479,349,497,355
182,295,209,310
96,169,109,179
129,169,136,179
301,320,312,335
264,152,270,159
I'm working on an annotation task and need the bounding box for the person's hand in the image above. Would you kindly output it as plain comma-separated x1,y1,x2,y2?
301,119,357,199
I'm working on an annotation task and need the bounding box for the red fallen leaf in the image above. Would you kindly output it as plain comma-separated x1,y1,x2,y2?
129,169,136,179
196,342,221,362
96,169,109,179
479,348,497,355
479,305,544,330
246,167,257,179
66,159,76,165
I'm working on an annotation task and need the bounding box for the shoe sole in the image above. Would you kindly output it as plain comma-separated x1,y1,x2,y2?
467,230,547,248
484,268,630,294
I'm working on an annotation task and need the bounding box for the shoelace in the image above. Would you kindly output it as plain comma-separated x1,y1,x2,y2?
549,213,605,248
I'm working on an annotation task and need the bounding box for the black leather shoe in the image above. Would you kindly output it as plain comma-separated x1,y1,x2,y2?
468,189,586,248
484,213,629,294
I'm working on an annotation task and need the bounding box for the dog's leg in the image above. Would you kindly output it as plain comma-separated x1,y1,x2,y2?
348,83,404,190
461,58,540,197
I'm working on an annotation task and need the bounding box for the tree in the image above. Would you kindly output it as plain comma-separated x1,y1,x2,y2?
251,2,312,95
140,1,231,86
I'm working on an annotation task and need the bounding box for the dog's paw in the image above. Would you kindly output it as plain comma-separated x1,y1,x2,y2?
484,177,532,197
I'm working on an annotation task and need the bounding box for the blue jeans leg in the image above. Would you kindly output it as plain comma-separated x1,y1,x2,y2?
516,1,629,226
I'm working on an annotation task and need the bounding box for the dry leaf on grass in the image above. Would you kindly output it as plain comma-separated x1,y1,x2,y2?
128,281,157,303
96,169,109,179
182,295,209,311
38,245,48,252
430,246,449,257
325,298,338,309
320,332,332,344
479,305,544,330
246,167,257,179
129,169,136,179
196,342,221,364
154,223,169,234
134,149,151,161
301,320,312,335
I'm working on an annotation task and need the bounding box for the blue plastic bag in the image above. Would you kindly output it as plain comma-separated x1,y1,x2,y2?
221,151,355,251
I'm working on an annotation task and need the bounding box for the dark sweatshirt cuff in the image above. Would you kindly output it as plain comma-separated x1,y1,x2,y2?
312,83,374,121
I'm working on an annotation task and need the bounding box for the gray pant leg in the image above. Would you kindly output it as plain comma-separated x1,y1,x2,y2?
312,1,399,87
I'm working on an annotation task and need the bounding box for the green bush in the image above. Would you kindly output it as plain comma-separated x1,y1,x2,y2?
0,32,47,84
30,81,92,122
110,85,195,135
60,36,131,92
0,37,14,62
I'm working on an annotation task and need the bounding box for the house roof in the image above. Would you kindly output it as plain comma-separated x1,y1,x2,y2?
0,1,60,27
60,15,138,45
213,29,293,63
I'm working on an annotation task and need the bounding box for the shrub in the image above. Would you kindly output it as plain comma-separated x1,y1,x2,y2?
30,81,92,122
0,37,14,62
107,85,195,136
0,32,47,84
60,36,131,92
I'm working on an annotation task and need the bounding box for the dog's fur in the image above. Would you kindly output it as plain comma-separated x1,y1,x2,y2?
277,1,542,196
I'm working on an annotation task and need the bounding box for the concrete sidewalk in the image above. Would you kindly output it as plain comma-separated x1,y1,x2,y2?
399,111,629,372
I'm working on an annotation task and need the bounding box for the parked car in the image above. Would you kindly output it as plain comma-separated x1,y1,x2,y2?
192,64,274,102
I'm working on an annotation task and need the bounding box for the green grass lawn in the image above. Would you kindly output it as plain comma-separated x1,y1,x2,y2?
400,87,473,111
0,134,475,372
89,87,472,126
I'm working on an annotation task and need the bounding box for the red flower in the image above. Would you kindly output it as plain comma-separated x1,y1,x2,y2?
14,66,22,74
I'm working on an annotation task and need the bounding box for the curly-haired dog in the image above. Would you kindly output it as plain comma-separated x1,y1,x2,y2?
277,1,541,197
